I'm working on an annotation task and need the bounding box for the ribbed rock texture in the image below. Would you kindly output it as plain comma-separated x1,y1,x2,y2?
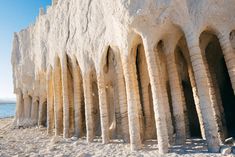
12,0,235,154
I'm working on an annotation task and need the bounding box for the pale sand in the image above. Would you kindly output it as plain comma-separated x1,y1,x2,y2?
0,118,227,157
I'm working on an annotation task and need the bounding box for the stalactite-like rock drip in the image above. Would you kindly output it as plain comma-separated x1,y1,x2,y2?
12,0,235,154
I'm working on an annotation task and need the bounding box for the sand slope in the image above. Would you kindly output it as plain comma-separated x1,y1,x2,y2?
0,118,226,157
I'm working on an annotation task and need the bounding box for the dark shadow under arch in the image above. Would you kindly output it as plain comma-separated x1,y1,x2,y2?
201,31,235,138
90,69,101,136
41,100,47,127
135,42,156,141
175,44,201,138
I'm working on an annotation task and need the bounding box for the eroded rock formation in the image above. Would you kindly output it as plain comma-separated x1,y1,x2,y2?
12,0,235,154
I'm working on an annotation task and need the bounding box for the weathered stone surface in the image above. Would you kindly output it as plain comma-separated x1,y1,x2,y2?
11,0,235,154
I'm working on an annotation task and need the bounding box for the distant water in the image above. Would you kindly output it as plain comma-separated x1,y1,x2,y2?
0,103,16,118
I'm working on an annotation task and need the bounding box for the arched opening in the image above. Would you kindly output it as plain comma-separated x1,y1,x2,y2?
28,95,33,121
23,94,33,123
90,70,101,136
134,41,156,141
34,100,39,125
175,37,201,138
201,31,235,138
41,101,47,127
17,91,24,126
66,55,75,137
156,40,175,140
103,47,125,139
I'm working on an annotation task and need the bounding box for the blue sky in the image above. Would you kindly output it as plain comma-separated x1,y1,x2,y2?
0,0,51,100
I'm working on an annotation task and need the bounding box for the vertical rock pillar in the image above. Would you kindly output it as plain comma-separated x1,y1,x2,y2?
97,73,110,144
166,47,186,145
72,58,84,137
186,31,220,152
122,52,142,150
47,68,55,135
116,57,130,142
53,58,63,136
142,37,169,154
14,90,24,127
61,55,70,138
23,93,32,126
83,72,95,142
219,32,235,94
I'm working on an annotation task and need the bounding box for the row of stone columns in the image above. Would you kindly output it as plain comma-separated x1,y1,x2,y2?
143,38,170,154
129,29,235,154
14,29,235,155
185,32,221,152
14,91,46,128
45,46,171,154
115,28,234,152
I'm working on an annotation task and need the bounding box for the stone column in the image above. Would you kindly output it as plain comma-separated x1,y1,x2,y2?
14,90,24,127
185,31,220,152
23,93,32,126
164,89,174,145
116,59,130,142
69,89,75,137
188,65,206,139
61,56,70,138
72,59,84,137
219,33,235,94
97,73,110,144
53,61,63,136
83,73,95,142
141,82,155,140
136,45,156,140
202,51,225,143
47,68,55,135
122,54,142,150
142,38,169,154
166,50,186,145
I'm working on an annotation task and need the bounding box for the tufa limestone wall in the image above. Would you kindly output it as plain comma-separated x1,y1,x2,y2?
12,0,235,154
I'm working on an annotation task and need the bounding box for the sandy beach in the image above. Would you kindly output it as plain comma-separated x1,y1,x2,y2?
0,118,228,157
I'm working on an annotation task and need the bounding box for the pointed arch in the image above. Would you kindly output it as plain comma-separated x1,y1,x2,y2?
129,35,157,141
102,46,129,141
